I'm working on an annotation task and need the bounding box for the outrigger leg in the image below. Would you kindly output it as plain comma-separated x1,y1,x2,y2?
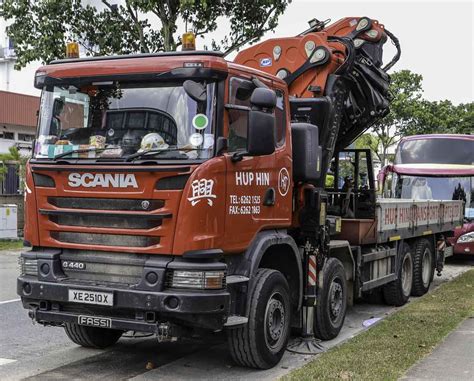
287,245,325,354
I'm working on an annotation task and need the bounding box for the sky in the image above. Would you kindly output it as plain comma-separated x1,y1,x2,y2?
209,0,474,105
2,0,473,104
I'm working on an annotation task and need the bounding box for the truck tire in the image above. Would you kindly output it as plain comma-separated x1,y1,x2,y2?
227,268,291,369
314,257,347,340
383,243,413,306
64,323,123,349
411,239,435,296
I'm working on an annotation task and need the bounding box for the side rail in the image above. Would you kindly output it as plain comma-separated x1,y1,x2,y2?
375,199,464,242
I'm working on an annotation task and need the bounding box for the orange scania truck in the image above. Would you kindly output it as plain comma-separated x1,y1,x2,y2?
18,17,463,369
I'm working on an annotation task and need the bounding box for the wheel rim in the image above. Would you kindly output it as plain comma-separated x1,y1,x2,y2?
401,253,413,296
329,277,344,322
264,292,286,351
422,248,432,287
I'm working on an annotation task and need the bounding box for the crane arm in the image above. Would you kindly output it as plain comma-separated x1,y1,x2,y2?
234,17,400,183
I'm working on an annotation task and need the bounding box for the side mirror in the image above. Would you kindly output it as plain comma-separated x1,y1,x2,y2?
247,88,276,156
183,80,207,103
250,87,276,109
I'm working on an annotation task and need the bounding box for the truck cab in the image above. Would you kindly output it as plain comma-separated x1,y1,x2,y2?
19,51,300,363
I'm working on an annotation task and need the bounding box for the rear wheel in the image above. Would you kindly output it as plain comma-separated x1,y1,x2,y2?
314,258,347,340
411,239,435,296
227,269,291,369
64,323,123,349
383,242,413,306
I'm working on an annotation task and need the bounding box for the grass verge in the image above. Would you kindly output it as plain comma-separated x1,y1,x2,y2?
0,239,24,251
285,269,474,381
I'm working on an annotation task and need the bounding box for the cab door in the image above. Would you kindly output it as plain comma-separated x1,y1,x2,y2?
223,77,291,252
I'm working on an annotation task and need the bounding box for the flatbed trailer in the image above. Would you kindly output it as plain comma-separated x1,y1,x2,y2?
334,198,462,301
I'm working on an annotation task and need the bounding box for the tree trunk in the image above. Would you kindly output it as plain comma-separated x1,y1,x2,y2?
161,19,177,51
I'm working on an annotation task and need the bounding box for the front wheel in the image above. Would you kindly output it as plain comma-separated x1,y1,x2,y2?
383,242,413,306
314,258,347,340
227,269,291,369
64,323,123,349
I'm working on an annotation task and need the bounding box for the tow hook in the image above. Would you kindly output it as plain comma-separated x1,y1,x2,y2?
156,322,177,342
28,307,38,323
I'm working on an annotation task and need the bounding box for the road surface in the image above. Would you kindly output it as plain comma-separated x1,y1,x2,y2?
1,249,472,380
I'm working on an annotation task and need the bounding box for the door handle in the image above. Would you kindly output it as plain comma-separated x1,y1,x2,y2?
263,187,276,206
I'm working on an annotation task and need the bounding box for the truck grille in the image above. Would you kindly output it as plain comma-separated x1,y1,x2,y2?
61,251,147,285
46,213,164,229
48,197,164,211
52,232,160,247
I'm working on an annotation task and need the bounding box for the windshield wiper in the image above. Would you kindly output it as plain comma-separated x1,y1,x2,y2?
53,147,117,160
125,147,205,162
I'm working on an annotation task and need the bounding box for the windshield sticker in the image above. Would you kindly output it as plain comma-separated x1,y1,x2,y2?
278,168,290,196
192,114,209,130
189,133,203,147
203,134,214,149
188,179,216,206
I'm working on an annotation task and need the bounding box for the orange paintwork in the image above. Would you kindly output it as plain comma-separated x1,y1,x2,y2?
37,54,229,80
234,17,386,98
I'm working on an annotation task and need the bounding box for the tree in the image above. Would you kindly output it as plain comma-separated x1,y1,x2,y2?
358,69,473,166
0,0,291,69
0,146,29,191
370,69,425,166
408,100,474,135
355,133,381,162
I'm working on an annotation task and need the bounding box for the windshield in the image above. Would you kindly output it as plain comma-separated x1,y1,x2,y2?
395,137,474,165
391,174,474,219
34,81,216,161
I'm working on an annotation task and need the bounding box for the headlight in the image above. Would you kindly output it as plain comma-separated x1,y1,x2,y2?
167,270,226,290
457,232,474,244
19,257,38,276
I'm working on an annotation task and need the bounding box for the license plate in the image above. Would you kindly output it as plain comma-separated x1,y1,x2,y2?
68,289,113,306
78,315,112,328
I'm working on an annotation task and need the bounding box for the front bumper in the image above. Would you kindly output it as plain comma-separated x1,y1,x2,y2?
17,249,230,332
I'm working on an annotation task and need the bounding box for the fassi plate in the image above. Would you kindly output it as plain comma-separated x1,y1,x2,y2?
78,315,112,328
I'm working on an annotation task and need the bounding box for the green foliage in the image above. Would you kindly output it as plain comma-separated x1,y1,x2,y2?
409,100,474,135
368,70,473,166
0,0,291,69
0,146,29,189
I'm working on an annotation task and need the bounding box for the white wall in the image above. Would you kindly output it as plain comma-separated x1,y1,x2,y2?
0,13,41,96
0,124,34,156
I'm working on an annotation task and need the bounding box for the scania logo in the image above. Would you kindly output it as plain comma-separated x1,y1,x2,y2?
68,173,138,188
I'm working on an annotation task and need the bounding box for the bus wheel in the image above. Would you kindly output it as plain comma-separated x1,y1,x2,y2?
314,258,347,340
384,243,413,306
411,239,434,296
227,269,291,369
64,323,123,348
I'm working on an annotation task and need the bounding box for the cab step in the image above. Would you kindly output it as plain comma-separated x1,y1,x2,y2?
224,315,248,327
226,275,249,285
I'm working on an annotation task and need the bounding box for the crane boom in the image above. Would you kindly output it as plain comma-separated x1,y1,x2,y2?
234,16,400,184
